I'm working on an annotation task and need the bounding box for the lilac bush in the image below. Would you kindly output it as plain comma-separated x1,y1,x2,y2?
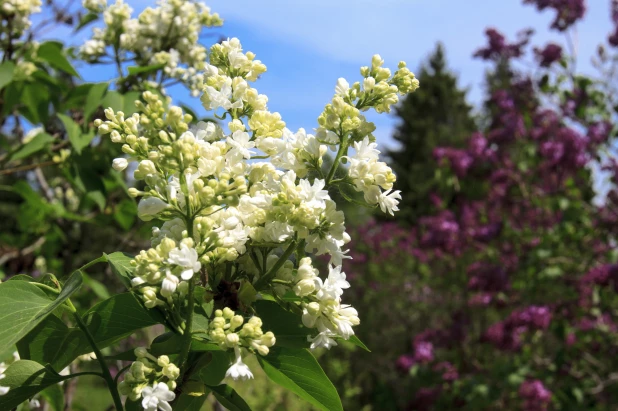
323,1,618,409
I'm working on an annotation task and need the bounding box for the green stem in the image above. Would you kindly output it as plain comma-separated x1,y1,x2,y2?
73,313,124,411
271,279,292,285
325,132,348,185
113,45,123,79
79,256,107,272
295,239,306,264
254,240,298,290
114,364,132,385
67,371,105,379
31,282,60,294
176,279,196,374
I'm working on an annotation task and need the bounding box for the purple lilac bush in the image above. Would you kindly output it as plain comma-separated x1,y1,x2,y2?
326,1,618,409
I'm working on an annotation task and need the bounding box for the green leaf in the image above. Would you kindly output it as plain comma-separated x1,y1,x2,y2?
192,286,212,334
540,266,563,279
125,398,141,411
64,83,95,111
172,391,209,411
122,91,142,115
149,332,181,357
84,82,109,121
180,104,198,121
257,347,343,411
127,64,165,76
114,199,137,231
8,132,54,161
82,274,111,299
347,335,370,352
198,351,232,386
19,292,163,370
237,281,257,307
149,332,221,357
0,360,72,409
279,290,301,302
58,113,92,154
40,382,65,411
7,274,35,282
191,340,223,352
101,90,124,112
104,252,134,289
75,12,99,32
0,271,82,349
253,300,312,348
38,41,80,77
16,314,86,371
21,82,49,124
208,384,251,411
0,61,15,90
70,152,106,210
2,82,21,115
82,292,165,348
12,180,61,230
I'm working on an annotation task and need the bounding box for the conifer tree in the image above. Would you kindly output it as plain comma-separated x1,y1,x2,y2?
387,43,477,223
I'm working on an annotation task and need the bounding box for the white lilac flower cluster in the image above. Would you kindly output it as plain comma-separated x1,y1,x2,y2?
267,256,358,349
80,0,222,95
0,0,41,40
95,35,418,394
82,0,107,13
209,308,276,380
118,348,179,411
317,54,419,215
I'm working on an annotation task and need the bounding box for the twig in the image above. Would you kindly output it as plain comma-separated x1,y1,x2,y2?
34,167,54,202
0,236,46,266
0,160,56,175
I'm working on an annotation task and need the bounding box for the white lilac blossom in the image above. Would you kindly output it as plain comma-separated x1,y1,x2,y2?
95,33,418,399
378,189,402,216
167,243,201,280
82,0,107,13
80,0,223,94
141,382,175,411
225,347,254,381
1,0,41,39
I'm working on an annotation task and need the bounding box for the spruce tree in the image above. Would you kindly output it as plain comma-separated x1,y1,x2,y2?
387,43,477,224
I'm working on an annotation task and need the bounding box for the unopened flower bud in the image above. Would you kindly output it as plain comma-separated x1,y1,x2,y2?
112,158,128,171
163,363,180,380
157,355,170,367
230,315,244,330
222,307,234,319
225,333,240,347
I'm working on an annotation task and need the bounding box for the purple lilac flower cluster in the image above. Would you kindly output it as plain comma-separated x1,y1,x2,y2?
523,0,586,31
519,380,553,411
535,43,563,67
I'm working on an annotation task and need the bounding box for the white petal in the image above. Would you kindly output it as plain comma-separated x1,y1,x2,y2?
180,269,194,280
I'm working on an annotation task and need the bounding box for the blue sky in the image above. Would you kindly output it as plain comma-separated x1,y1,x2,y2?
208,0,613,148
71,0,613,148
